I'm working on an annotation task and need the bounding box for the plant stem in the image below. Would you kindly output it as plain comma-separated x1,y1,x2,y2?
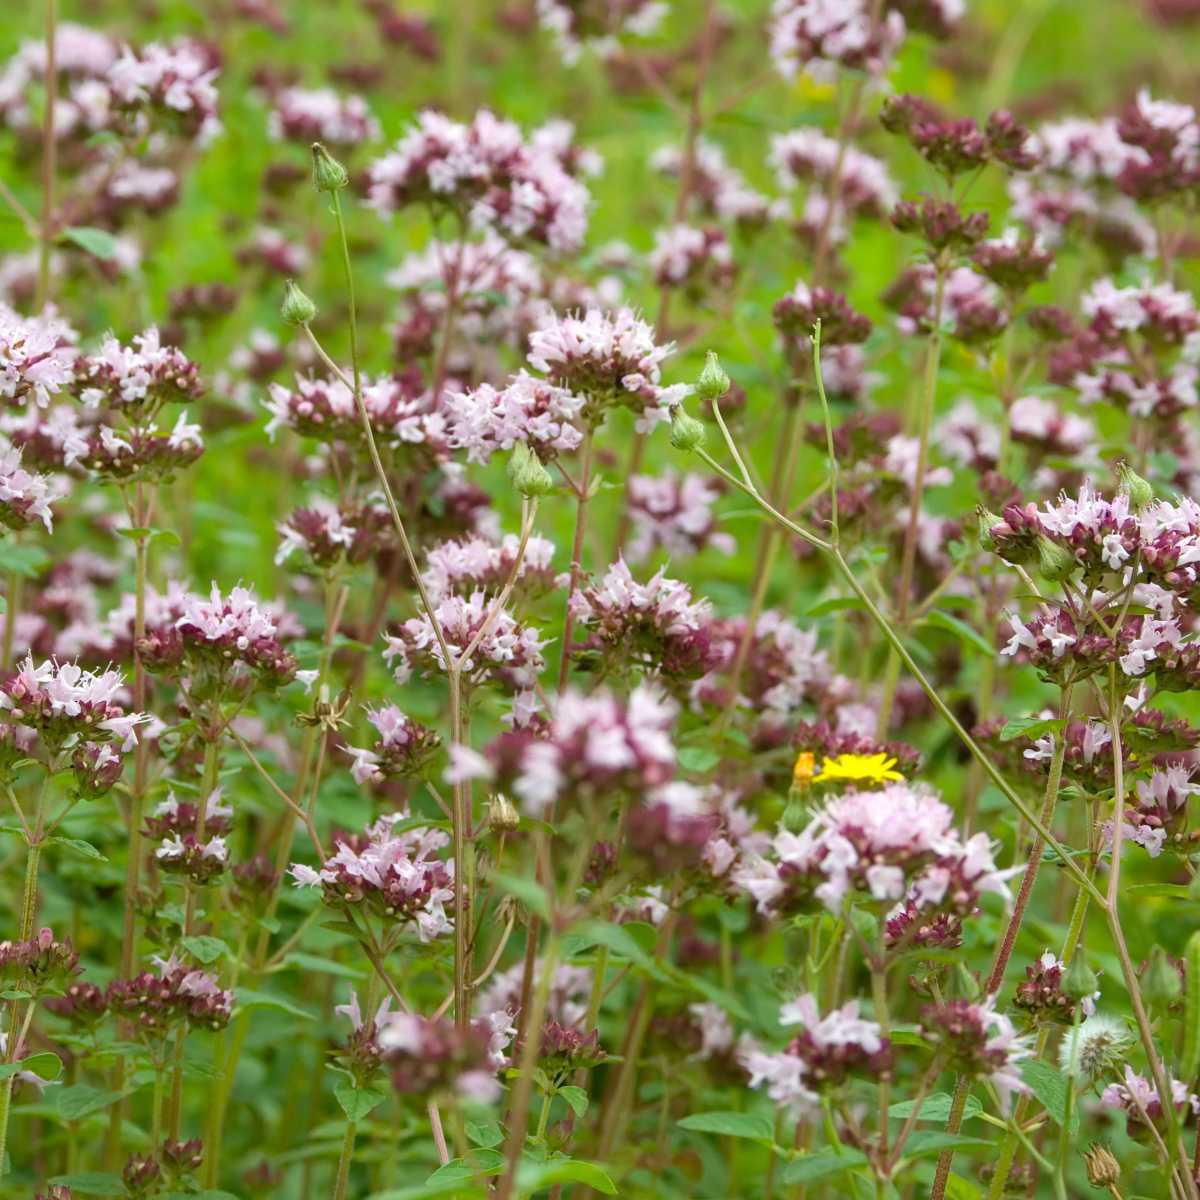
498,927,561,1200
895,262,947,622
332,1118,357,1200
556,428,595,691
35,0,57,312
1,571,20,670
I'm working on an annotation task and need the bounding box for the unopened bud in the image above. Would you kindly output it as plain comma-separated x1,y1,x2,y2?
487,794,520,833
1061,954,1098,1002
311,141,349,192
955,962,982,1001
1082,1142,1121,1188
1116,461,1154,511
669,410,707,452
1036,535,1076,582
975,505,1001,553
507,441,555,498
281,279,317,326
694,351,731,401
781,795,810,834
1144,947,1182,1008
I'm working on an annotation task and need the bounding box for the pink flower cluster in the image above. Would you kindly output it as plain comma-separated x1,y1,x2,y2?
535,0,668,65
139,583,297,690
625,470,734,563
267,86,379,146
444,370,584,464
79,327,203,415
651,139,785,227
568,559,718,681
0,305,78,410
0,444,60,533
526,307,686,429
383,591,547,689
461,685,677,816
290,816,455,942
265,372,447,455
768,0,907,82
735,782,1013,921
421,532,560,603
367,109,591,252
742,993,890,1113
346,706,441,785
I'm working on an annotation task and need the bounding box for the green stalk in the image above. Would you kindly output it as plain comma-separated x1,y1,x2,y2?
34,0,57,311
0,778,48,1177
332,1118,357,1200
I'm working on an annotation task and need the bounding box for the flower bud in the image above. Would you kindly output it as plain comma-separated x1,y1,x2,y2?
1061,953,1098,1002
975,505,1001,552
1082,1142,1120,1188
1144,947,1182,1008
669,410,707,452
955,962,981,1001
281,280,317,326
311,141,349,192
507,441,555,498
781,794,810,834
1036,536,1075,582
694,351,731,401
1116,461,1154,511
487,794,520,833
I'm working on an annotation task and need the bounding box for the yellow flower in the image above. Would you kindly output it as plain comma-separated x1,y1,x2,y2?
815,752,903,787
792,751,816,789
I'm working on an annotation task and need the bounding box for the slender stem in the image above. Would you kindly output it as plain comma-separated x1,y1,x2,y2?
315,192,452,670
498,928,561,1199
332,1118,357,1200
870,949,891,1165
1103,665,1197,1195
610,0,716,556
933,686,1072,1193
556,429,595,691
1,571,20,670
35,0,58,311
894,261,948,630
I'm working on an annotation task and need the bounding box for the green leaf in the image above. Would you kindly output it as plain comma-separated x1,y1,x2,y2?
557,1085,589,1118
779,1150,868,1184
181,935,230,965
489,871,550,920
899,1131,993,1158
887,1092,982,1123
426,1150,504,1183
921,609,994,657
369,1186,486,1200
55,1084,122,1122
0,543,50,579
805,595,867,617
563,920,669,983
236,989,314,1021
48,837,108,862
677,746,720,772
60,226,119,261
999,716,1063,742
334,1080,388,1122
514,1158,617,1195
48,1174,126,1196
677,1111,773,1140
464,1118,503,1148
280,952,365,979
1020,1059,1078,1135
0,1051,61,1081
945,1175,983,1200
